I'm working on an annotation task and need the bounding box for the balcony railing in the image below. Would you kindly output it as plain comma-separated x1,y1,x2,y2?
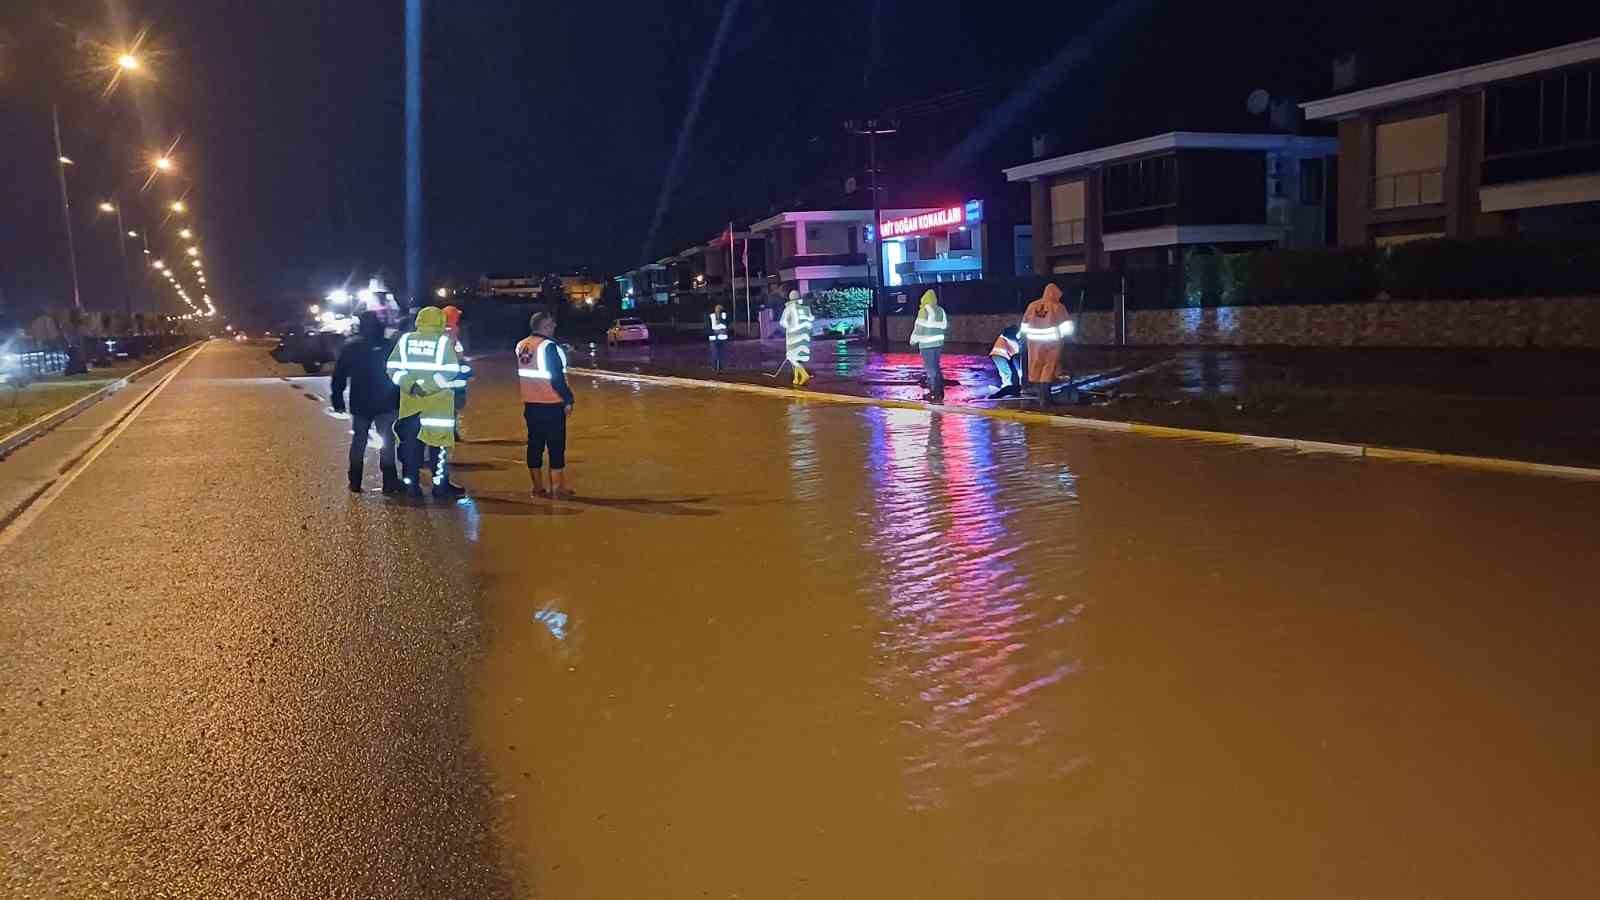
1372,167,1445,210
1051,217,1086,246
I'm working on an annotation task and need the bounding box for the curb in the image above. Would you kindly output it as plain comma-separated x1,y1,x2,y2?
569,366,1600,482
0,341,205,460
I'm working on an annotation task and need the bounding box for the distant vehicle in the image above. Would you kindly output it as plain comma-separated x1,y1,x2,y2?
606,318,650,347
270,328,343,373
233,332,248,342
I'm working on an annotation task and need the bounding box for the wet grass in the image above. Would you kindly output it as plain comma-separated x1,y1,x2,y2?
0,360,145,436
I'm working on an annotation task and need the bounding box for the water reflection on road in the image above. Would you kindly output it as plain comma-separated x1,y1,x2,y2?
463,369,1600,899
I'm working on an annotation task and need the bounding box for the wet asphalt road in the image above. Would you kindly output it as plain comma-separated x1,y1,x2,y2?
6,338,1600,898
2,342,516,898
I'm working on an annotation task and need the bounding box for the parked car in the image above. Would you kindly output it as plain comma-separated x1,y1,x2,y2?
606,318,650,346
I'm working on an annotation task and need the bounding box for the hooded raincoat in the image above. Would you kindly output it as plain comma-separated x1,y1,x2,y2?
1020,283,1071,384
387,306,466,448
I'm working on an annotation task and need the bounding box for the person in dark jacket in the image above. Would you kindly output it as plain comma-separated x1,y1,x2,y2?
330,312,402,493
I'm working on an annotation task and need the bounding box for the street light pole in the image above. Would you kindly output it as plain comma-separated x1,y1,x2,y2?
111,200,133,324
51,105,83,310
849,118,897,350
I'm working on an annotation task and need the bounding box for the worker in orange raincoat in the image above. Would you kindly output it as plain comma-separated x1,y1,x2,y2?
1020,283,1074,404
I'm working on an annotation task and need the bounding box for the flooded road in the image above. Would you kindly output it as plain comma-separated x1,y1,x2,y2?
457,365,1600,898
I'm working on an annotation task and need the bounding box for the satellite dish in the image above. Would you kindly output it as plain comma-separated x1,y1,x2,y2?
1246,89,1271,115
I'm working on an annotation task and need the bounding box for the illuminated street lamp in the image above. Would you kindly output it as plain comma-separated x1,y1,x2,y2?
152,259,164,269
154,156,174,173
186,246,199,256
59,156,75,166
99,201,116,213
435,287,448,299
118,53,141,71
127,230,138,238
178,228,193,239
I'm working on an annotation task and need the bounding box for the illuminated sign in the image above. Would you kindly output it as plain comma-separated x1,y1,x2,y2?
880,200,983,238
880,206,964,238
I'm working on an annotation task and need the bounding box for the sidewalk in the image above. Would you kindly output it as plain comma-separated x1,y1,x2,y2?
577,338,1600,468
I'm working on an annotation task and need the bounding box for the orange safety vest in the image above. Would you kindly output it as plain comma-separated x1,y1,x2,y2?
990,333,1020,360
515,335,566,404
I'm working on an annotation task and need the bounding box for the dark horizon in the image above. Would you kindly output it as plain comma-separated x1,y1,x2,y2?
3,0,1598,327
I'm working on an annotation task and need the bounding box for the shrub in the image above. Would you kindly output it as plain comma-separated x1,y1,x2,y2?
1379,237,1600,299
807,287,872,318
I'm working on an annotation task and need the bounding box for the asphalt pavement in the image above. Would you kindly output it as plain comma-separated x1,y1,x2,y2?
2,341,517,898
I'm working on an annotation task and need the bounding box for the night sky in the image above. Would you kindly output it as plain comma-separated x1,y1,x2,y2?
3,0,1597,326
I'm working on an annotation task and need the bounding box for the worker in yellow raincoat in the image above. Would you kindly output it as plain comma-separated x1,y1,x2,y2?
1020,283,1074,405
386,306,469,498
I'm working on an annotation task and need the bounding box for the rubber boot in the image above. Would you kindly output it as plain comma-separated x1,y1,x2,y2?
348,463,363,493
380,465,403,495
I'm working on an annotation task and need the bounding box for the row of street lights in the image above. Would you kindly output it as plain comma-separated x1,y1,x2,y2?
50,41,219,325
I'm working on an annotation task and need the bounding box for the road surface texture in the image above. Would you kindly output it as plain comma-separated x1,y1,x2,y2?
6,339,1600,898
582,336,1600,466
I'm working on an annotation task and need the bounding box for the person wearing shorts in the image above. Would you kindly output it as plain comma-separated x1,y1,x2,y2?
514,312,575,498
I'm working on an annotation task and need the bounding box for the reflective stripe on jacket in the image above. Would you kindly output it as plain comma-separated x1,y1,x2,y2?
910,305,948,349
515,335,568,405
779,302,814,363
707,312,730,341
387,328,461,446
990,333,1020,360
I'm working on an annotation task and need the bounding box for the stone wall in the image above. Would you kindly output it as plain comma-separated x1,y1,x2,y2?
888,297,1600,348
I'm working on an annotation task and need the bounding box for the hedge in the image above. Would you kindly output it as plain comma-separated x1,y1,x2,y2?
1181,238,1600,307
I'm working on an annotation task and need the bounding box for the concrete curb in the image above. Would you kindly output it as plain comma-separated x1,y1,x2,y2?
0,341,204,460
569,366,1600,482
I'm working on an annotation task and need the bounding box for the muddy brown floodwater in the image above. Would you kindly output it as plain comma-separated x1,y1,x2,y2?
457,367,1600,899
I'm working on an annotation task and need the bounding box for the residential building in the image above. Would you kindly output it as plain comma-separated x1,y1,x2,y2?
1303,36,1600,246
1003,132,1338,276
478,274,543,298
748,208,936,296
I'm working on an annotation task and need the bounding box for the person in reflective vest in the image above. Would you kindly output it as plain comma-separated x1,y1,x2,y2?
515,312,576,498
988,324,1024,399
778,290,814,387
707,304,730,372
386,306,468,498
909,289,949,402
1020,282,1074,405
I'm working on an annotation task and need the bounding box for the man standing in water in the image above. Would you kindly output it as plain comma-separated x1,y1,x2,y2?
516,312,575,498
1020,283,1073,406
909,288,949,403
707,303,730,372
779,290,814,387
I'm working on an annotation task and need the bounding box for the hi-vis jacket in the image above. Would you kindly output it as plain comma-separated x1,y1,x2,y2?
779,300,814,363
515,334,574,406
386,307,467,447
990,327,1021,360
909,290,948,350
707,310,730,341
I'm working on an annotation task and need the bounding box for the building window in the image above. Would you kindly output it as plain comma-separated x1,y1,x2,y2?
1049,178,1086,245
948,229,973,252
1301,157,1325,204
1103,153,1178,213
1485,62,1599,156
1373,114,1446,208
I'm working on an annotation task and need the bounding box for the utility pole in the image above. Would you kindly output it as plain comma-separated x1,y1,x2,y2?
849,118,897,350
51,105,83,310
111,198,133,323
